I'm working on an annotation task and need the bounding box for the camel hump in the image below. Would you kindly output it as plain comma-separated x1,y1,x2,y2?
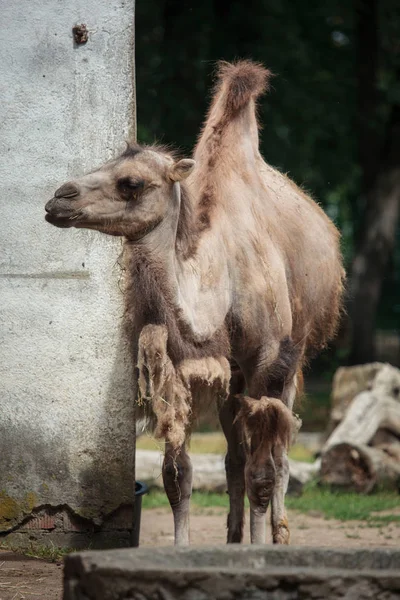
216,60,271,117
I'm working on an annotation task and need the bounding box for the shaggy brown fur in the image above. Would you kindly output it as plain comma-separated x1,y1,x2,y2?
137,324,230,448
45,59,345,546
237,396,295,455
123,245,230,365
137,325,190,449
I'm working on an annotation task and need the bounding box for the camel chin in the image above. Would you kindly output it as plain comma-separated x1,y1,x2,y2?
45,213,75,228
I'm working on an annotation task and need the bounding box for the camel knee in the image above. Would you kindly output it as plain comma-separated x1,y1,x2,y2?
162,449,193,509
245,455,276,512
236,395,294,514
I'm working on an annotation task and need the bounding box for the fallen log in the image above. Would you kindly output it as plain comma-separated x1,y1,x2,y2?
329,363,385,430
320,442,400,493
323,389,400,453
319,364,400,492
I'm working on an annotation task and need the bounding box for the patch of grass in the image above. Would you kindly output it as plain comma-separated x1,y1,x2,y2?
288,443,314,463
138,432,314,463
189,434,227,455
368,514,400,524
191,491,235,509
142,490,234,510
137,432,227,455
143,484,400,525
287,482,400,523
142,490,171,509
0,540,74,562
136,434,166,453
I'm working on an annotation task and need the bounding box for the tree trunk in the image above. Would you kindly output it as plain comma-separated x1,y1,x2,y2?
349,0,400,365
356,0,380,198
349,105,400,365
320,442,400,493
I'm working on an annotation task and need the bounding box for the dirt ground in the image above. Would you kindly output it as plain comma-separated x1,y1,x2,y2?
0,551,62,600
1,508,399,600
140,506,400,548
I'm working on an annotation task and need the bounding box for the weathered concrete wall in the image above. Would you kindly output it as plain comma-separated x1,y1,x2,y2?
0,0,135,546
64,546,400,600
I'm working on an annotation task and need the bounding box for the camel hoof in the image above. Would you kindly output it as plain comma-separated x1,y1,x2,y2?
272,519,290,544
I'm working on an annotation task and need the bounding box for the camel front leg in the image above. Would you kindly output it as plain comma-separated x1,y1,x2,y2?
162,442,193,546
246,445,276,544
270,443,290,544
270,376,298,544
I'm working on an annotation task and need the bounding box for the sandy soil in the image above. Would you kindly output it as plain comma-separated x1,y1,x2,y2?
0,508,398,600
140,507,400,548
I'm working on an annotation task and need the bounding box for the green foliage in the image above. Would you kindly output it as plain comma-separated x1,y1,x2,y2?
143,486,400,524
286,482,400,522
142,489,234,510
0,540,74,562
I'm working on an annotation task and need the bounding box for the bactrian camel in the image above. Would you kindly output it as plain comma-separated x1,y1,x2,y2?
45,61,344,546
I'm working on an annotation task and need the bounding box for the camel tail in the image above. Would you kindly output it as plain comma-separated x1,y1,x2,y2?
215,60,272,118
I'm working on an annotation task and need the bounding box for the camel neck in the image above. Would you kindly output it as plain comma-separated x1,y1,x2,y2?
134,182,181,285
124,181,229,348
124,184,183,333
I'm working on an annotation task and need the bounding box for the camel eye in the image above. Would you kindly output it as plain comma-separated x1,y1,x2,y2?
117,177,144,196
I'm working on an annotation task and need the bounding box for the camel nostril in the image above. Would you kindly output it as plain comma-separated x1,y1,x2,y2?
54,182,80,199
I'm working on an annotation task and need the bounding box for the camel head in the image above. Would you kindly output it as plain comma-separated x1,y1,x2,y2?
45,144,195,239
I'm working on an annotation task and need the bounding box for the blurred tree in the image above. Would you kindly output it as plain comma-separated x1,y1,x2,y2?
349,0,400,364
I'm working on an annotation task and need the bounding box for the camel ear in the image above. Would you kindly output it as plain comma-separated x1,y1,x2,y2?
169,159,195,182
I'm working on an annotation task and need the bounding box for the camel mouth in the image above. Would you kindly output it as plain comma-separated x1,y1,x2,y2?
45,213,76,228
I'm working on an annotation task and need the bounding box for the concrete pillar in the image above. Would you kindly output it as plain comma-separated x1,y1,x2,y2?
0,0,136,548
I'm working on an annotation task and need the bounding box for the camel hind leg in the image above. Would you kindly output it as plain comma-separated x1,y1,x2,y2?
219,394,246,543
240,338,302,544
237,395,293,544
270,373,301,544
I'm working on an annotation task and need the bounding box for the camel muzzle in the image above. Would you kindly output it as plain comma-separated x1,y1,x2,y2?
45,196,79,227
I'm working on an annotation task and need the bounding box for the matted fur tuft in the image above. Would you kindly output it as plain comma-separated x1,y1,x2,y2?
215,60,271,116
137,324,230,449
137,324,191,449
237,396,295,453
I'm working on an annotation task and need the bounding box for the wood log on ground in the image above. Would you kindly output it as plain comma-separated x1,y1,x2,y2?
323,388,400,453
320,442,400,493
370,428,400,447
329,362,385,431
320,364,400,492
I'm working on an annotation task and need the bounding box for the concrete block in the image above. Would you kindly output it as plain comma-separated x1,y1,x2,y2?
64,546,400,599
